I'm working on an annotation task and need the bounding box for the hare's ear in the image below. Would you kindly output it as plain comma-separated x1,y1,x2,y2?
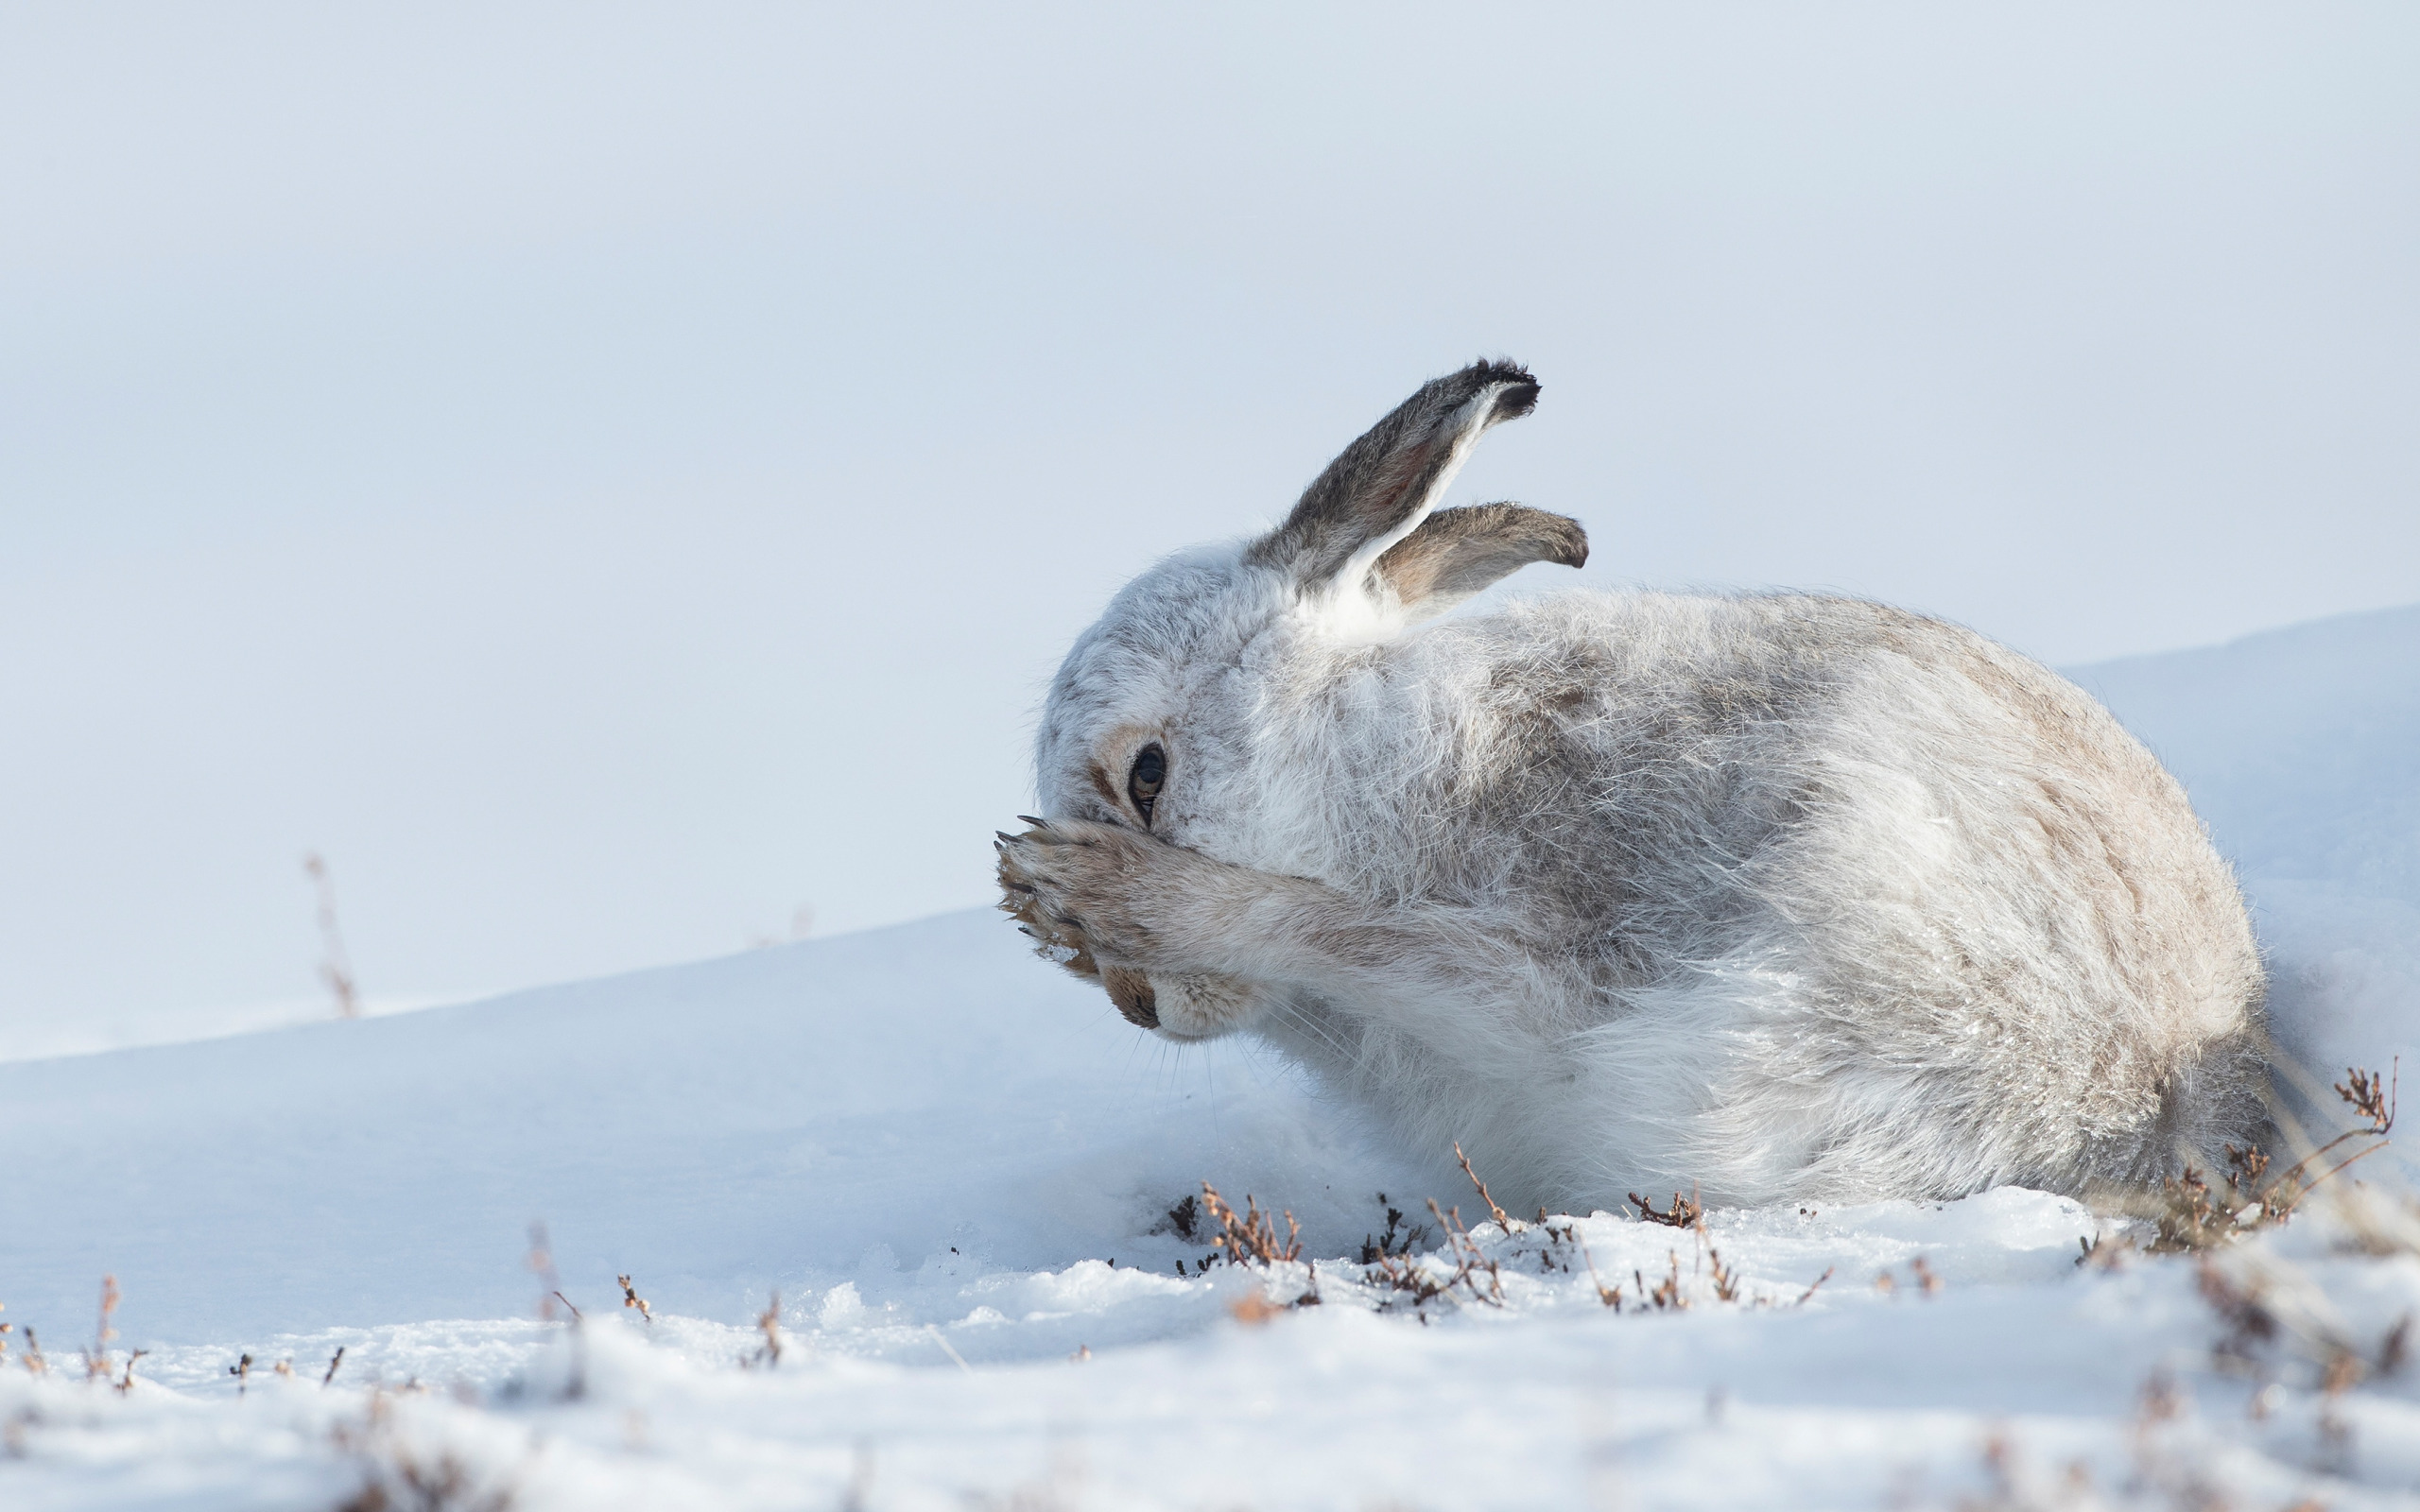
1248,359,1539,593
1373,503,1588,620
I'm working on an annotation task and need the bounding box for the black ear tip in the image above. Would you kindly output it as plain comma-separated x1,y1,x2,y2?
1538,511,1588,567
1465,358,1537,420
1468,356,1534,382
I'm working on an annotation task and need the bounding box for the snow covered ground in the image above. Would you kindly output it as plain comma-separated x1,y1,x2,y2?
5,601,2419,1509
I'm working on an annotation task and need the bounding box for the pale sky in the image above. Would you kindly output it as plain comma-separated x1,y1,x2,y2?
4,4,2416,1041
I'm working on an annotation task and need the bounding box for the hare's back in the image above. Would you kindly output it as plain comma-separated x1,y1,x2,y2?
1464,590,2258,1023
1491,590,2195,827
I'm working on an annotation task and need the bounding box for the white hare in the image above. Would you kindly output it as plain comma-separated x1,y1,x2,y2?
997,360,2268,1211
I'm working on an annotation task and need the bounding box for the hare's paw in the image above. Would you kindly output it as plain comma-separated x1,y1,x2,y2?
995,830,1164,1027
998,841,1099,978
994,816,1172,968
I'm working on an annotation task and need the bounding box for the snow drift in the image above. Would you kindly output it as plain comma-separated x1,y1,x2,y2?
3,601,2418,1509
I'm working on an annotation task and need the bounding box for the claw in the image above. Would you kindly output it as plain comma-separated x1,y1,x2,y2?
995,832,1019,844
1017,815,1047,828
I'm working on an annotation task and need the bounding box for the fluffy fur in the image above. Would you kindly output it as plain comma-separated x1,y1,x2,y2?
998,360,2268,1213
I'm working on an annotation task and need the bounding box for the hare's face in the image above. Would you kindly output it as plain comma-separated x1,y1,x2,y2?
1034,361,1580,846
1034,545,1283,857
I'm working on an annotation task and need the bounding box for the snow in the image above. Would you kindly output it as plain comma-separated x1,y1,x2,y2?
5,602,2420,1509
0,993,453,1068
2071,603,2420,913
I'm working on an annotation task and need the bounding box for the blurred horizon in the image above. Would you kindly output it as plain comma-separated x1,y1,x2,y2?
5,4,2416,1040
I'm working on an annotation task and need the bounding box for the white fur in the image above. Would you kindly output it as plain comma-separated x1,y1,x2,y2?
1004,366,2267,1213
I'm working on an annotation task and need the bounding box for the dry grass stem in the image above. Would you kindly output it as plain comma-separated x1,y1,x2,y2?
1356,1195,1500,1312
2144,1057,2398,1252
616,1275,651,1326
333,1390,516,1512
1425,1199,1506,1305
82,1275,120,1382
749,1293,785,1369
1454,1143,1514,1230
1629,1190,1703,1229
1707,1247,1742,1303
1356,1199,1421,1263
925,1323,972,1372
1571,1229,1623,1310
1910,1256,1942,1296
1360,1246,1452,1310
525,1224,571,1321
2075,1232,2132,1269
1199,1182,1302,1265
302,851,362,1019
2380,1314,2411,1377
1644,1253,1687,1311
2339,1061,2398,1133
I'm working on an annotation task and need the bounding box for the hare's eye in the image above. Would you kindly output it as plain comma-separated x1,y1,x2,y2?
1128,743,1167,823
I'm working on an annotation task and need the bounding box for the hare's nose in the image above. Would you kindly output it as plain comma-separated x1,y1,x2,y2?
1102,967,1158,1029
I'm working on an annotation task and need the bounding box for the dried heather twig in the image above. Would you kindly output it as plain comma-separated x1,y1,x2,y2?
1645,1252,1687,1311
527,1223,570,1321
1454,1143,1513,1230
1424,1199,1504,1306
1575,1235,1621,1309
1630,1190,1703,1229
2340,1061,2398,1134
1200,1182,1302,1265
752,1293,784,1368
302,852,360,1019
2144,1057,2400,1251
1708,1247,1742,1303
83,1275,120,1382
1357,1199,1418,1263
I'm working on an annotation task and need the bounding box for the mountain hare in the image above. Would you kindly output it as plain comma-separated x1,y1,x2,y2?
997,360,2268,1210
